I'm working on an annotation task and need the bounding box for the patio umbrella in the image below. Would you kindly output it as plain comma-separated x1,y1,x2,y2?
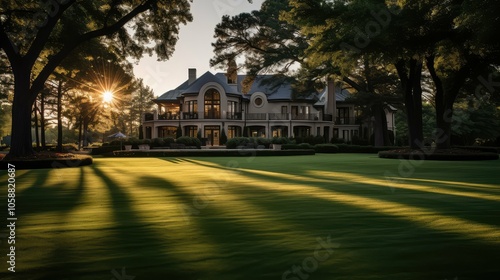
107,132,127,150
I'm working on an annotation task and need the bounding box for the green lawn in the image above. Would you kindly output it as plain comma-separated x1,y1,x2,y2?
1,154,499,280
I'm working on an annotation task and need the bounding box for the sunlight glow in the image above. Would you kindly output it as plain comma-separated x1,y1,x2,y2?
102,90,114,103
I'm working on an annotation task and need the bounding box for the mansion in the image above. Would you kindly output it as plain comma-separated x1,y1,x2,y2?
142,69,396,146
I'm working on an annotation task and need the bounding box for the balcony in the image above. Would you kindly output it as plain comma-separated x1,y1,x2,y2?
159,112,180,120
246,113,267,120
322,114,333,121
269,113,289,120
183,112,199,119
336,117,357,125
226,112,242,120
292,113,319,121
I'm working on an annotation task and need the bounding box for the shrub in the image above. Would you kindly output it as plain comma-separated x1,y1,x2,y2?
176,136,201,148
162,137,175,146
272,137,292,144
226,137,251,149
256,137,272,148
151,138,165,148
314,144,339,153
110,140,122,146
282,143,313,150
220,128,228,145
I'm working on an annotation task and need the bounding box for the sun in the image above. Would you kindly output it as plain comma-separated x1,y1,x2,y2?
103,90,114,103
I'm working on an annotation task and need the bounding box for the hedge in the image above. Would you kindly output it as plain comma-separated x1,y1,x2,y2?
314,144,339,153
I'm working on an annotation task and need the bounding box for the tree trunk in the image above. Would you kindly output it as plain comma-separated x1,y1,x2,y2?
372,103,390,146
78,116,83,150
33,101,40,149
395,59,424,149
7,73,37,158
40,90,46,149
56,80,63,152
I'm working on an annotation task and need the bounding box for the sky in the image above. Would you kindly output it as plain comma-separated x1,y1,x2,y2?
132,0,265,97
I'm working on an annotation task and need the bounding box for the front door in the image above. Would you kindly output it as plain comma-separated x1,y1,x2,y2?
204,126,220,146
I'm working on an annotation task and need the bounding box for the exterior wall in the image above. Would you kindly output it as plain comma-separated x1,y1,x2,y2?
143,80,339,144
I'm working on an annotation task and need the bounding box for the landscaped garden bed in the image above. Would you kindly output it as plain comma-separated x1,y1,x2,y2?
0,152,93,169
111,149,315,157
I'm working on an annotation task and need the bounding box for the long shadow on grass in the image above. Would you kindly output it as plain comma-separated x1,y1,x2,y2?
87,165,197,279
181,158,500,230
17,167,86,216
136,174,324,279
178,159,500,279
139,167,500,279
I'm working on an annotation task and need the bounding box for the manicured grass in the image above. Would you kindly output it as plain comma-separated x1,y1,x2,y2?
1,154,499,279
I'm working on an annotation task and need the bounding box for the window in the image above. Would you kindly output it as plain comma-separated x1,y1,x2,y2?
186,100,197,113
158,126,177,138
228,126,242,138
337,108,350,124
227,101,240,119
254,97,263,107
204,89,220,119
184,126,197,137
281,106,287,114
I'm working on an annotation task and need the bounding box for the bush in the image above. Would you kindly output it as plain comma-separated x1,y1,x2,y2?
294,135,325,145
151,138,165,148
282,143,313,150
220,128,228,145
162,137,176,146
272,137,292,145
92,145,122,155
226,137,251,149
314,144,339,153
336,144,400,153
176,136,201,148
255,137,272,148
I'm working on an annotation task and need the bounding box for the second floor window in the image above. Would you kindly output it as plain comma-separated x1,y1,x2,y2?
186,100,197,113
204,89,221,119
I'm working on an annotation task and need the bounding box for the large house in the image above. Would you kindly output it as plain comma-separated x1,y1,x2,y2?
142,68,396,146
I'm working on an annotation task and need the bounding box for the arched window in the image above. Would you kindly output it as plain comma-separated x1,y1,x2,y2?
204,89,220,119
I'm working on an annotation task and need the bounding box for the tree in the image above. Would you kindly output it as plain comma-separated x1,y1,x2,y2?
129,79,155,138
285,0,500,149
1,0,193,157
220,128,228,145
211,0,306,77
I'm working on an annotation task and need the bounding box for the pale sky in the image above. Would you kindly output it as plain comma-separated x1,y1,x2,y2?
132,0,265,97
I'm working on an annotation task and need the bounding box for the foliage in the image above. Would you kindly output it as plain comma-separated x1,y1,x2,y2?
1,0,193,157
293,135,325,145
271,137,292,144
175,136,201,148
314,144,339,153
226,137,250,149
220,128,228,145
452,99,500,145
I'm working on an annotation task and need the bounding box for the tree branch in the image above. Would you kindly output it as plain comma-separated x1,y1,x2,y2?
25,0,78,67
30,0,154,98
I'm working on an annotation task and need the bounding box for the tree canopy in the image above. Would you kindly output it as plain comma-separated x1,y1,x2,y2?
1,0,193,157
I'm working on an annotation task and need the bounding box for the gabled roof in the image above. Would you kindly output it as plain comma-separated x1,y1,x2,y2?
157,71,339,103
183,71,239,94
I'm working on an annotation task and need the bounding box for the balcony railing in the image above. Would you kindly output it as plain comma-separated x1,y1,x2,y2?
183,112,199,119
269,113,289,120
246,113,267,120
145,112,335,122
159,113,180,120
226,112,242,120
292,113,319,120
336,117,357,125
